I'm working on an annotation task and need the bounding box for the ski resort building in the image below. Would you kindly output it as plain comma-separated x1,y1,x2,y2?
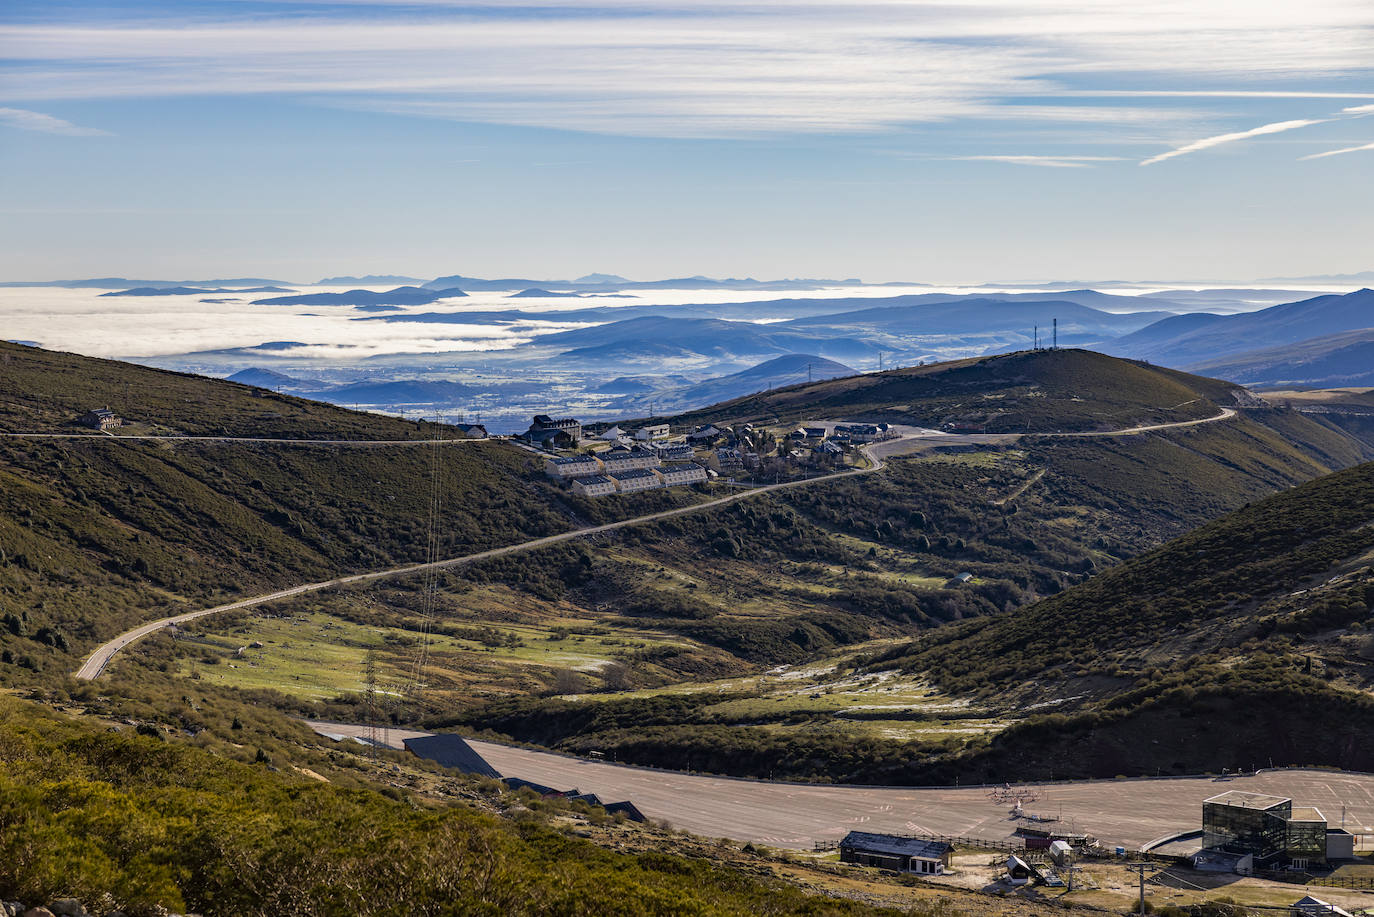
610,468,662,493
545,454,602,479
839,832,952,875
658,463,707,487
80,407,121,431
571,475,617,497
1201,791,1334,870
599,445,660,475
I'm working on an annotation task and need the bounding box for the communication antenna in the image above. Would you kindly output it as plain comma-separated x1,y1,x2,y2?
1034,325,1038,350
1053,318,1058,350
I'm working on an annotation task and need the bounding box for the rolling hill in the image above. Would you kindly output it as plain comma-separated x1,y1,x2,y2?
252,286,468,306
611,354,855,413
673,348,1251,432
0,342,706,680
865,459,1374,780
1189,327,1374,388
1108,287,1374,367
541,316,879,364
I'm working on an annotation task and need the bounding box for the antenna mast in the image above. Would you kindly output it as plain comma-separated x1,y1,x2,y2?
1053,318,1058,350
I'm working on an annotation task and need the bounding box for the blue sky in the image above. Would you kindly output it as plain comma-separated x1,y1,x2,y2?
2,0,1373,282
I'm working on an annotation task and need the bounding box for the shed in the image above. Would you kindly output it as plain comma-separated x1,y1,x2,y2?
1005,855,1034,886
1326,829,1355,860
1048,840,1073,867
839,831,951,875
1291,896,1353,917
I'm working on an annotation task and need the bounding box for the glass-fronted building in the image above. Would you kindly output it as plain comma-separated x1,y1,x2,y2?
1202,791,1327,868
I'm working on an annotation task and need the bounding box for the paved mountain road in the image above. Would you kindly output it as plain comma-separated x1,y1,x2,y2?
73,406,1238,680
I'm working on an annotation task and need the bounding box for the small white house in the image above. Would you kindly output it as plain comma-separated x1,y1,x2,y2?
635,423,670,441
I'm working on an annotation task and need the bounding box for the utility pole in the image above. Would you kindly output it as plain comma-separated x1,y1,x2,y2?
1124,862,1153,915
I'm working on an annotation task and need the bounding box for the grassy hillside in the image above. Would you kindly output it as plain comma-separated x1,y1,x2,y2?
0,695,908,917
0,344,710,679
883,460,1374,696
0,340,445,438
849,460,1374,781
156,409,1373,721
671,348,1246,432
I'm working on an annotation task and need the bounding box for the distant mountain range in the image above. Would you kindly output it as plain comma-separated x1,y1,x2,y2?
1189,327,1374,388
101,286,294,297
420,273,880,293
300,378,548,404
315,274,423,285
1106,288,1374,368
252,286,468,306
612,354,856,413
0,277,293,289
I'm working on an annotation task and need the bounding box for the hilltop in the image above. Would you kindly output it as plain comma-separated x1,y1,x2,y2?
673,348,1247,432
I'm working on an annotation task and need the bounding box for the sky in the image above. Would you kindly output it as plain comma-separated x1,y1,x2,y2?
2,0,1373,283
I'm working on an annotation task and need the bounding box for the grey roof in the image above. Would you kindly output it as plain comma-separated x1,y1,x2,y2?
611,468,659,480
1205,791,1290,810
552,454,599,465
661,463,704,474
575,475,614,485
840,831,951,860
402,734,501,778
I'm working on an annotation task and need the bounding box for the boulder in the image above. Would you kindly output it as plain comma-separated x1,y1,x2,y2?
22,908,57,917
47,902,87,917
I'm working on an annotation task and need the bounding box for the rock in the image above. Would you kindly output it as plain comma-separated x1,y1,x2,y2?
48,901,88,917
22,908,57,917
3,903,23,917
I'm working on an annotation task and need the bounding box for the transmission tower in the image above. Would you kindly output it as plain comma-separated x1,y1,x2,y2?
363,647,384,757
405,414,445,705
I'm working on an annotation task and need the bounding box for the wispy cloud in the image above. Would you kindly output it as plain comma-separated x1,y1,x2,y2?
1342,103,1374,114
952,155,1126,168
2,2,1373,139
1140,118,1327,166
1300,141,1374,161
0,107,108,136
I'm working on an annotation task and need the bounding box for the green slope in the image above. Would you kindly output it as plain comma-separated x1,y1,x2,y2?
672,348,1247,432
0,696,901,917
857,460,1374,781
0,344,706,680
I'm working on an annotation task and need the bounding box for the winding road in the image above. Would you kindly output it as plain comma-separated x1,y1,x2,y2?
73,406,1238,680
